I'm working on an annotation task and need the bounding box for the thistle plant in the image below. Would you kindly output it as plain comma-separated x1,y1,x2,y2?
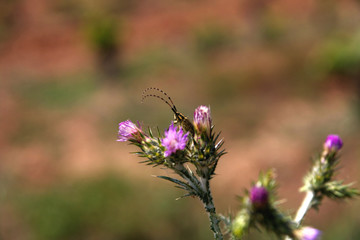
118,105,225,239
117,92,359,240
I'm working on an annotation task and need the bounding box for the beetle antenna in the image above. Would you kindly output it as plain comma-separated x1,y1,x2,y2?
141,87,177,112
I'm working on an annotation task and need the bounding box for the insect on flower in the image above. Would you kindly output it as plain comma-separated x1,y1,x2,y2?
141,87,195,136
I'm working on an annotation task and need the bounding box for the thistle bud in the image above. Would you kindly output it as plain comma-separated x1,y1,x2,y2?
194,105,212,136
323,134,343,152
250,186,269,209
295,227,322,240
117,120,143,142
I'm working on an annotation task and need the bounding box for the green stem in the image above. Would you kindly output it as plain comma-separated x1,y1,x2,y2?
205,202,223,240
176,164,223,239
201,178,223,240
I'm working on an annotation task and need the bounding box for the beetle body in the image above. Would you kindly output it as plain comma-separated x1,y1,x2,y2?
142,87,195,136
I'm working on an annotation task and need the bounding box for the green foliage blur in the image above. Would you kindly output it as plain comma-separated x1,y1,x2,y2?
11,175,211,240
194,24,234,56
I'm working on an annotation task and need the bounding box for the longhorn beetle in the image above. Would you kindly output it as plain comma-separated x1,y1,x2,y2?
142,87,195,136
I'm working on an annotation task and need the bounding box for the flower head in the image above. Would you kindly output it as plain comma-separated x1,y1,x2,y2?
194,105,212,135
117,120,143,142
295,227,322,240
161,122,189,157
250,186,269,209
324,134,343,152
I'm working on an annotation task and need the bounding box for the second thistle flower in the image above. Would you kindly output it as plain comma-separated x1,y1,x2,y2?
323,134,343,153
117,120,143,143
295,227,322,240
250,186,269,209
194,105,212,136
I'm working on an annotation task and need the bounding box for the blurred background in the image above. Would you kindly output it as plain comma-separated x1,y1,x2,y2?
1,0,360,239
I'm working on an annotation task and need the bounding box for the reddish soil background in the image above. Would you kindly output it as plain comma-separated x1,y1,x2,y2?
1,0,359,234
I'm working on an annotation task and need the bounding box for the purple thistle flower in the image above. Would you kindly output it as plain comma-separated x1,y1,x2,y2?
324,134,343,152
296,227,322,240
250,186,269,209
161,122,189,157
117,120,143,142
194,105,212,135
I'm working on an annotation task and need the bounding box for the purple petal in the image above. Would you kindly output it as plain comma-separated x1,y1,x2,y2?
324,134,343,151
250,186,269,208
194,105,212,134
117,120,142,142
298,227,322,240
161,122,189,157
